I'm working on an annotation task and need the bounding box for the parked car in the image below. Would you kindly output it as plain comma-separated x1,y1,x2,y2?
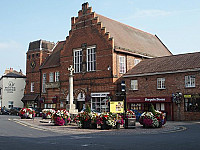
9,107,21,115
0,107,10,115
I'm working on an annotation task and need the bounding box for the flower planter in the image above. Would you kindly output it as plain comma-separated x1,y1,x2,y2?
55,117,65,126
115,122,120,129
90,123,97,129
124,118,136,129
82,120,91,129
101,123,112,130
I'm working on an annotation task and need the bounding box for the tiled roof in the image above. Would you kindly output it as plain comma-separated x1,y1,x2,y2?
40,41,65,69
97,14,172,57
124,52,200,77
2,72,26,78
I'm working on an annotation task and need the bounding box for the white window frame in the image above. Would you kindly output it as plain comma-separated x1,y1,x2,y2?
87,46,96,72
157,78,165,89
134,59,141,66
49,72,54,82
31,82,34,92
131,80,138,90
119,56,126,74
42,73,46,93
74,49,82,73
55,72,59,82
185,75,195,88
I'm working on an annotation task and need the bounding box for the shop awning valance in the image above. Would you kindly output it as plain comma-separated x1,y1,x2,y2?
21,94,39,102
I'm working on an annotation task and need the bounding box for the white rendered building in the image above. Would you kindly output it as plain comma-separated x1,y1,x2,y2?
0,70,26,109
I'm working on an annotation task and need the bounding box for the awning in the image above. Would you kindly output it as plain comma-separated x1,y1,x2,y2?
21,94,39,102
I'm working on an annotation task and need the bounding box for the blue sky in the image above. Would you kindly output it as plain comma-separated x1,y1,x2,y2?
0,0,200,76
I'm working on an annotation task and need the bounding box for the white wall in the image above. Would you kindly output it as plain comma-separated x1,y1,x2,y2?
1,77,26,108
0,79,2,108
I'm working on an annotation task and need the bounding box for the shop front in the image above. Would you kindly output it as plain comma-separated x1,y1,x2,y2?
91,92,110,112
127,96,173,120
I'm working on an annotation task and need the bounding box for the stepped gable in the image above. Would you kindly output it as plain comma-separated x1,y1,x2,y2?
124,52,200,76
67,2,171,58
40,41,65,69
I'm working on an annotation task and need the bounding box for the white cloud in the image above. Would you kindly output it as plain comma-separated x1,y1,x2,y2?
133,9,172,18
0,41,22,51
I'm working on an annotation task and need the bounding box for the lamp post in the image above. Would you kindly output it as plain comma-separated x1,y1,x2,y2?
121,80,127,128
172,92,183,120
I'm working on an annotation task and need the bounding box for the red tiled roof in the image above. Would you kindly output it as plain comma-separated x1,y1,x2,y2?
97,14,172,57
40,41,65,69
124,52,200,77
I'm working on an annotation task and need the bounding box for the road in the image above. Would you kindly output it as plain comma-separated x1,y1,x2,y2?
0,115,200,150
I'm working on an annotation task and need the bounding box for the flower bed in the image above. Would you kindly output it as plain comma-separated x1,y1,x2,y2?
97,112,124,130
42,109,55,119
139,110,166,128
75,111,98,129
52,109,71,126
19,108,35,119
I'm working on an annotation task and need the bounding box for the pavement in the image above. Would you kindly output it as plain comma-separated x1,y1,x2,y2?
10,117,199,135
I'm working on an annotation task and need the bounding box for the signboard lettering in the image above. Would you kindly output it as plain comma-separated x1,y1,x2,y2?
4,81,16,93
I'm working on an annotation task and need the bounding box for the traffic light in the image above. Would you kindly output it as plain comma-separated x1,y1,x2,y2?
121,80,126,92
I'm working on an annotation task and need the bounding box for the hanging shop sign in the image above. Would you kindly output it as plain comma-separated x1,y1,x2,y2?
91,92,110,98
110,101,124,113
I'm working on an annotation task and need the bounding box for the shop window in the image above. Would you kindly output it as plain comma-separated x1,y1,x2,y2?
91,97,109,112
119,56,126,74
184,95,200,112
60,102,64,108
49,72,54,82
44,104,56,109
8,101,13,108
74,49,82,73
130,103,141,110
156,103,165,111
87,47,96,72
130,80,138,90
157,78,165,89
55,72,59,82
185,75,195,88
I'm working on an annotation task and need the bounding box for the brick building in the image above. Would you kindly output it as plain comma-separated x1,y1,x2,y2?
23,3,171,112
123,52,200,121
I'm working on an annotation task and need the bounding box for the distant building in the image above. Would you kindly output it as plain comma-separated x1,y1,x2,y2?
0,68,26,109
123,52,200,121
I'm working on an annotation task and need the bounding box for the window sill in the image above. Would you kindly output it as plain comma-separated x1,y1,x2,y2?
129,89,138,91
157,88,166,90
185,86,195,89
